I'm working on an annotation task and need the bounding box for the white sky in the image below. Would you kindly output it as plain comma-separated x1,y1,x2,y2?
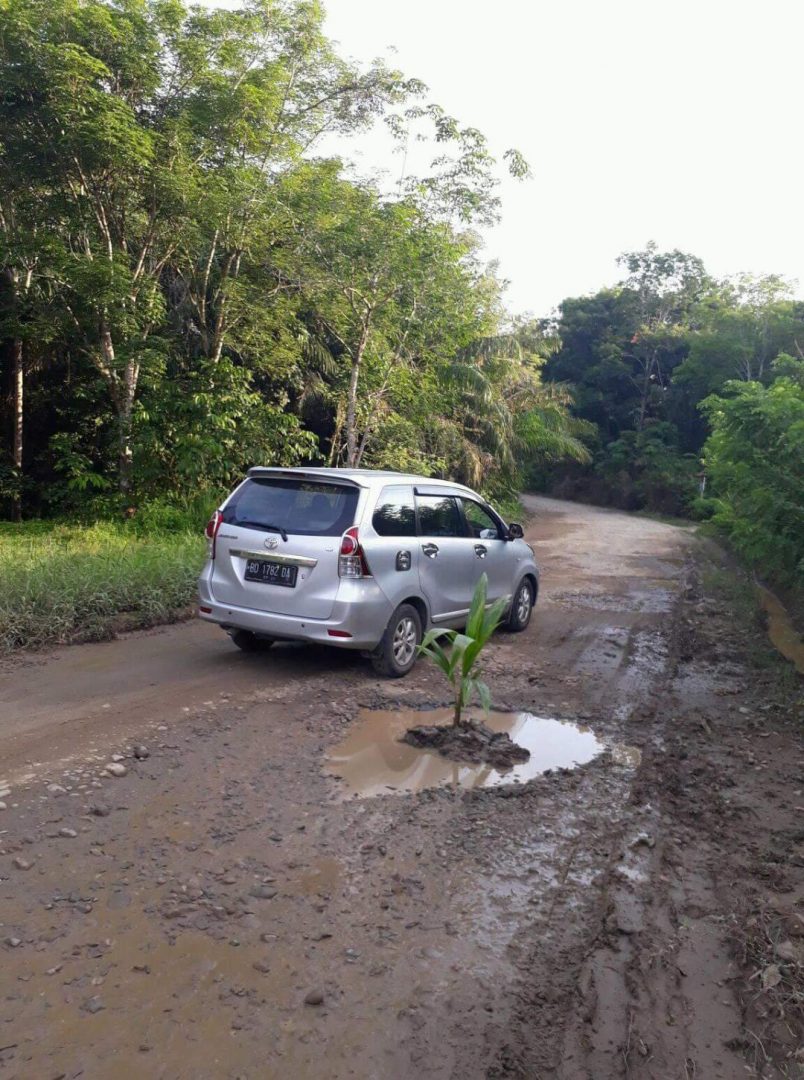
322,0,804,315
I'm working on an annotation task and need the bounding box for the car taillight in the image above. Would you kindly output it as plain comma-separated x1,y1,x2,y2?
339,526,371,578
205,510,223,559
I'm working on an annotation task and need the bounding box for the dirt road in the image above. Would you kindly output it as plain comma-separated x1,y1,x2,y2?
1,497,801,1079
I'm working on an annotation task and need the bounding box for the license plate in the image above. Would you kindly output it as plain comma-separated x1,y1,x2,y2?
244,559,298,588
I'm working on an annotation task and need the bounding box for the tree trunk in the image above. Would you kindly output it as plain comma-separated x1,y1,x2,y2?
328,401,345,466
97,321,139,499
636,374,649,433
11,337,23,522
118,396,133,499
345,358,361,467
636,350,657,433
345,318,371,467
118,360,140,500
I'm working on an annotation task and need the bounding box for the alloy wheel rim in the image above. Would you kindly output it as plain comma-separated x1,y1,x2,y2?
393,616,418,666
516,586,532,623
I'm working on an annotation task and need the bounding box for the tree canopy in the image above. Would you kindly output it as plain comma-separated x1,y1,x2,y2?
0,0,577,518
539,243,804,524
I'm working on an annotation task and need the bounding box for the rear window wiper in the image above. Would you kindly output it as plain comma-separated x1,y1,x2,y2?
234,520,288,542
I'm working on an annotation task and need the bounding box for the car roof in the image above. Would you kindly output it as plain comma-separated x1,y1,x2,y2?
246,466,477,494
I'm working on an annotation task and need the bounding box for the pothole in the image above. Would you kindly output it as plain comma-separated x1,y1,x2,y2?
325,708,635,798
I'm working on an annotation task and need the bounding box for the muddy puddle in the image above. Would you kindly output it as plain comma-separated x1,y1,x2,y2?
756,583,804,674
326,708,633,798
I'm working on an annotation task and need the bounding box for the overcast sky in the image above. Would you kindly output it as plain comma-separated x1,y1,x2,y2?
321,0,804,316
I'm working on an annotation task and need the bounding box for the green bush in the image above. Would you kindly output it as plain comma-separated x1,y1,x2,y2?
128,493,220,536
688,496,719,521
701,358,804,590
592,424,699,516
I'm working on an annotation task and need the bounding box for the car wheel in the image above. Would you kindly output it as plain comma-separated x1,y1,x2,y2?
228,629,274,653
506,578,534,632
371,603,422,678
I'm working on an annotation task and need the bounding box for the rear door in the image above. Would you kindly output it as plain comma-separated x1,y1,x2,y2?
210,475,361,619
460,497,514,603
415,492,475,624
362,484,419,601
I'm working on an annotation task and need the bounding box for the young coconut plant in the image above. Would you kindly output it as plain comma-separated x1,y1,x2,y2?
417,573,509,726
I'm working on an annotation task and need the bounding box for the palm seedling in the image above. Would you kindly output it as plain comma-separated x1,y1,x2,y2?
417,573,509,727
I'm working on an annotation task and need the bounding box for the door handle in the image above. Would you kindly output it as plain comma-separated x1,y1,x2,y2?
422,543,439,559
474,544,487,558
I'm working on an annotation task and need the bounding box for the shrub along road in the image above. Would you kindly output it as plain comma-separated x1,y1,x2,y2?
0,498,800,1078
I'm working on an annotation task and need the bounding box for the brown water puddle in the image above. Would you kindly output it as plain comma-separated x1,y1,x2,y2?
326,708,621,798
756,584,804,674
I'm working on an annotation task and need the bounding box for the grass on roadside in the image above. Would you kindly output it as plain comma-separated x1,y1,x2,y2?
0,519,206,653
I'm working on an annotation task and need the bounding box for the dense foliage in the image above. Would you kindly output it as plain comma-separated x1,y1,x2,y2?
701,357,804,590
539,245,804,520
0,0,583,522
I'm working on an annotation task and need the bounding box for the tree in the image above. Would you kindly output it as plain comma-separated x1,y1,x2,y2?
541,244,722,512
435,328,591,495
673,275,804,396
617,242,710,432
285,166,496,468
0,0,404,495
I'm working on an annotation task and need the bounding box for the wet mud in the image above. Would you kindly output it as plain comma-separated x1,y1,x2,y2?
0,495,800,1079
402,719,532,769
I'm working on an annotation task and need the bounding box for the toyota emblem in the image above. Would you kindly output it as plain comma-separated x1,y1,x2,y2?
264,536,279,550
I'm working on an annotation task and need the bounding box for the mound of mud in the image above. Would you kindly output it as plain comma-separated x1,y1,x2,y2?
401,721,530,770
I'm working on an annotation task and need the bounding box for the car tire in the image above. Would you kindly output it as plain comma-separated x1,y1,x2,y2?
228,629,274,653
506,578,534,632
371,603,422,678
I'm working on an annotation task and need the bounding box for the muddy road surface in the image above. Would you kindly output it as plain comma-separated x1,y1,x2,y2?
1,497,801,1079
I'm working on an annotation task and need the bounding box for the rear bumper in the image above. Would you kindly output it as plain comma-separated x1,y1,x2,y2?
197,571,392,650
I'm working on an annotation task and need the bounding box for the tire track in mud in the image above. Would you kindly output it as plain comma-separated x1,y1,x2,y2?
491,545,800,1080
478,530,693,1077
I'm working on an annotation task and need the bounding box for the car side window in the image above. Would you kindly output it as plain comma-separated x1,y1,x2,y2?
462,499,502,540
416,495,464,538
372,485,416,536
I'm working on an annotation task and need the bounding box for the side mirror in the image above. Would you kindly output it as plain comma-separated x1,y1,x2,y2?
508,522,524,540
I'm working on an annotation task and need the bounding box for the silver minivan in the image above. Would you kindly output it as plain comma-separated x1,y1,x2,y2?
198,468,539,677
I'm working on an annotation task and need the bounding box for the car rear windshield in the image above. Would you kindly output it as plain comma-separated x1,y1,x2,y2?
222,477,359,537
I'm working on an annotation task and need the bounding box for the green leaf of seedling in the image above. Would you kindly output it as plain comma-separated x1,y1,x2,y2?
465,572,488,639
418,635,452,677
476,680,492,715
461,636,487,674
420,626,454,649
483,595,509,635
445,632,470,677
